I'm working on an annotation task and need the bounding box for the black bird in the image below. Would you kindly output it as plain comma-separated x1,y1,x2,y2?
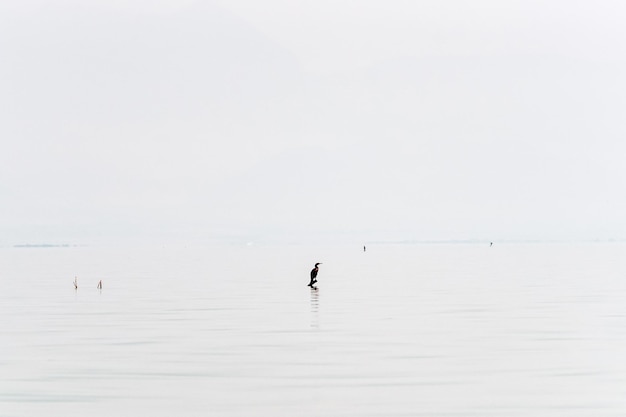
308,263,322,287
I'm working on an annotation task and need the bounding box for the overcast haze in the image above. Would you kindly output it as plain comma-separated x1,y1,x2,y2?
2,0,626,245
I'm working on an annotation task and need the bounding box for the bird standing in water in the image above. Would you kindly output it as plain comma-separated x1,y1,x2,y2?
308,263,321,287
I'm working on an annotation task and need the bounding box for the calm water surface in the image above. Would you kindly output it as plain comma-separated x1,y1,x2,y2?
2,243,626,416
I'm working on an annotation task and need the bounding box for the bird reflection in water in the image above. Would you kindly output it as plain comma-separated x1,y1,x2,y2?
310,287,319,329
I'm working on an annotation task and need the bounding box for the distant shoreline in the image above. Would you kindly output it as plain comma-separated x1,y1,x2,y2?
13,244,72,248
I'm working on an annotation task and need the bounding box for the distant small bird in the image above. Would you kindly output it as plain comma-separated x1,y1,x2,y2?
97,280,102,289
363,245,366,252
490,242,493,247
73,277,78,289
308,263,322,287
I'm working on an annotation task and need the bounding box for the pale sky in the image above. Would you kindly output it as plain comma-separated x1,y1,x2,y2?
2,0,626,245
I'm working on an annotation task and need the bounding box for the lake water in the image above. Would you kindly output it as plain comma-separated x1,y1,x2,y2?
2,242,626,416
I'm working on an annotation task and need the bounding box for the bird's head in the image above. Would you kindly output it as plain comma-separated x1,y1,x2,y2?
315,263,322,267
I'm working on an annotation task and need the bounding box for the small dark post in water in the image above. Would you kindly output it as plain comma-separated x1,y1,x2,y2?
490,242,493,247
363,245,366,252
73,277,78,289
97,280,102,289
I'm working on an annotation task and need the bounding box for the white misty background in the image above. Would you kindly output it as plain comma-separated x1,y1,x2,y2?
1,0,625,244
